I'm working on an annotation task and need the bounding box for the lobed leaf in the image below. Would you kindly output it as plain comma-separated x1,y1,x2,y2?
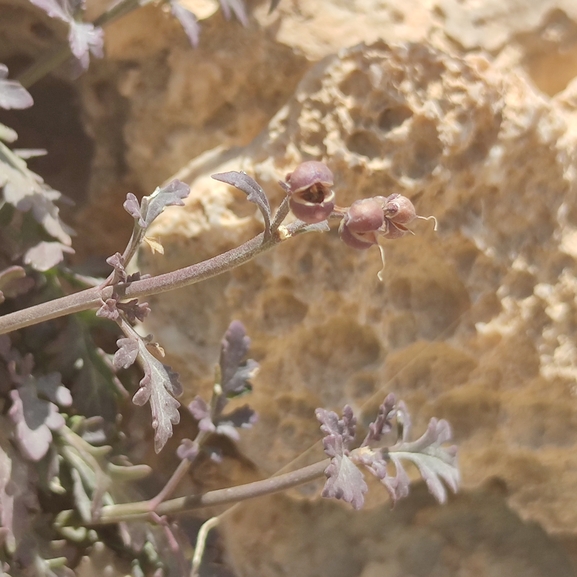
0,429,39,554
105,253,127,282
362,392,396,445
176,438,199,462
117,299,151,323
0,140,73,251
140,179,190,229
123,192,142,223
0,266,34,304
215,404,257,441
23,241,74,271
131,340,182,453
36,372,72,407
9,381,65,462
29,0,104,71
0,64,33,110
113,337,139,370
390,418,459,504
316,406,367,509
68,22,104,71
321,451,367,510
212,172,272,238
188,396,215,433
219,320,259,396
29,0,68,22
317,405,356,447
97,298,120,321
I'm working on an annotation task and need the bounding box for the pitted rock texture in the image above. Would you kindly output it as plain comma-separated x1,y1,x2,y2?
142,39,577,573
4,0,577,574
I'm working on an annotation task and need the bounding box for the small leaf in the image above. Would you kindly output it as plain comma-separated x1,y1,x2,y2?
140,179,190,229
362,393,396,445
131,340,182,453
176,438,199,462
215,404,257,441
187,396,215,433
9,383,65,462
219,320,259,396
0,64,33,110
316,406,367,509
105,252,127,282
28,0,103,71
212,172,272,238
96,298,120,321
117,299,151,323
68,21,104,71
390,418,459,504
113,337,139,370
23,241,74,271
322,450,367,510
123,193,143,223
0,266,34,302
35,372,72,407
0,431,39,554
170,1,200,47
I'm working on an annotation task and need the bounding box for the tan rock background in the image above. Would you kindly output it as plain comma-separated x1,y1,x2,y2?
3,0,577,575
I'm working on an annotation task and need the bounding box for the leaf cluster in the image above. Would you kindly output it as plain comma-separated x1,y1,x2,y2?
316,394,459,509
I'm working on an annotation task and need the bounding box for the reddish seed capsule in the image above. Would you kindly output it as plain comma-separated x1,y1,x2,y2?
338,219,376,249
344,198,385,233
382,194,417,225
285,161,335,224
286,161,334,196
339,194,420,249
338,198,384,249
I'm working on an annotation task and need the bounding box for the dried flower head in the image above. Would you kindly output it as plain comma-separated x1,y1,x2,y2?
283,161,335,224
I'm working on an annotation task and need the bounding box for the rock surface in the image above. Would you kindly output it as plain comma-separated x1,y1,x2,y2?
141,32,577,577
4,0,577,575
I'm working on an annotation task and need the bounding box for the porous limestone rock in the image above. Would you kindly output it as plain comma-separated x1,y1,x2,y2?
142,39,577,575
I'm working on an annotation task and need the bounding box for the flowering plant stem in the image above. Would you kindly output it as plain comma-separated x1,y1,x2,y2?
78,459,329,526
0,221,311,335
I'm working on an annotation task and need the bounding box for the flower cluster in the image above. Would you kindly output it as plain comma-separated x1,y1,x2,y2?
280,161,436,278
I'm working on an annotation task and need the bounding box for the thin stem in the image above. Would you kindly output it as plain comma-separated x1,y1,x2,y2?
0,220,319,335
190,517,220,577
88,459,328,525
0,225,286,335
149,458,194,511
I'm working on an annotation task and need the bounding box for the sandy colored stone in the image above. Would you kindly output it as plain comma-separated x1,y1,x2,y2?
4,0,577,574
141,38,577,573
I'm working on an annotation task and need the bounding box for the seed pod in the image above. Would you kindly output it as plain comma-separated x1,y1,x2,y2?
383,193,417,225
344,198,384,233
338,219,376,249
285,161,335,224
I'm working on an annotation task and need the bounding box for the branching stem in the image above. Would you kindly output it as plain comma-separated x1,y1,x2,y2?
0,221,314,335
84,459,328,525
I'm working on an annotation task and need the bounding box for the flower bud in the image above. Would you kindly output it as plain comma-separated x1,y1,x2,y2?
285,161,335,224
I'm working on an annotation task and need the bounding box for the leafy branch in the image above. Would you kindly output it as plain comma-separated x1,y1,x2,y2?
57,393,458,527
